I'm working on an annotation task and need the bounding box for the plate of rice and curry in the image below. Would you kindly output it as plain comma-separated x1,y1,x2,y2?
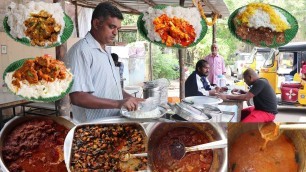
3,55,73,102
137,5,207,48
3,1,73,48
228,3,298,48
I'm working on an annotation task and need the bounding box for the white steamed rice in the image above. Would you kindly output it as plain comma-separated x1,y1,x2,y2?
5,70,73,99
6,1,65,45
142,6,203,43
238,7,290,31
128,108,162,119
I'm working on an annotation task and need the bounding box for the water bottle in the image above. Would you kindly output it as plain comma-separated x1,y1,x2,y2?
217,75,226,87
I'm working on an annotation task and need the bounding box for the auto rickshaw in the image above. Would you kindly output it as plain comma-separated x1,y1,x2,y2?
234,47,271,85
258,42,306,105
241,47,271,75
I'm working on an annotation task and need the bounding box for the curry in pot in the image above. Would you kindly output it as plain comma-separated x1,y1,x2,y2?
229,129,298,172
151,127,213,172
2,119,69,172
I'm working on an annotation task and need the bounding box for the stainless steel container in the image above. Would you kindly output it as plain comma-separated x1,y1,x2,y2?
64,122,148,172
228,123,306,172
170,103,212,122
0,115,75,172
147,122,227,172
143,82,160,100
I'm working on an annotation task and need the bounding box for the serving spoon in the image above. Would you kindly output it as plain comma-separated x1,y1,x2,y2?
169,139,227,160
119,151,147,162
259,122,306,150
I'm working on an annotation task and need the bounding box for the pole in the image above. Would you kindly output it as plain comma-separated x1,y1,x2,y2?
54,0,70,117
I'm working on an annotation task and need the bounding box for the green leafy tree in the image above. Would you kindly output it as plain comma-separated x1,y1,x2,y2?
151,46,180,80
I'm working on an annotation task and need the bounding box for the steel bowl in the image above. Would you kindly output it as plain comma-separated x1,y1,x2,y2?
147,122,227,172
0,115,75,172
228,123,306,172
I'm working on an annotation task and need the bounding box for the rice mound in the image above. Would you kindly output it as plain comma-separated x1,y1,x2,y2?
142,6,202,43
6,1,65,45
129,108,161,119
238,6,290,32
5,70,73,100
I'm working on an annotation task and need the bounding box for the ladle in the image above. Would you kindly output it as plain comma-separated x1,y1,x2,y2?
119,151,147,162
169,139,227,160
259,123,306,139
259,123,306,150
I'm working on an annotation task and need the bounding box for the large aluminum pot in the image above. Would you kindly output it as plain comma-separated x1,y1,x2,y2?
147,122,227,172
228,123,306,172
0,115,75,172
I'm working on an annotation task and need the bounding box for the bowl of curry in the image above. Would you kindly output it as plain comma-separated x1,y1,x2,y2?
0,115,75,172
147,122,227,172
228,123,306,172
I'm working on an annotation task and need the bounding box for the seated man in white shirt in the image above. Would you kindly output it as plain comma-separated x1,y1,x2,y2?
185,59,227,97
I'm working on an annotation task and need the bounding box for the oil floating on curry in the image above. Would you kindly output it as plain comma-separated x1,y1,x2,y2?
150,127,213,172
2,119,69,172
229,128,298,172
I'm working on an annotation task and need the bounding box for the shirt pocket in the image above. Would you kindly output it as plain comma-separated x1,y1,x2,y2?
217,61,222,69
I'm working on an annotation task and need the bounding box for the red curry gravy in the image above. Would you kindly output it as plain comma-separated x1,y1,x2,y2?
229,129,298,172
2,119,69,172
151,127,213,172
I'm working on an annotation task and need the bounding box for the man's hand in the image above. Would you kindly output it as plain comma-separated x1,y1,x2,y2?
119,97,144,111
220,87,228,92
231,89,246,94
216,93,228,100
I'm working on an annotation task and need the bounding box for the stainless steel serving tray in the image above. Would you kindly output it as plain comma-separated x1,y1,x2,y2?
64,121,149,172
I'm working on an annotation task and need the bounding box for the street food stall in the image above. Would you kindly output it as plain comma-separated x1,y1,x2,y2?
0,0,232,171
1,0,305,171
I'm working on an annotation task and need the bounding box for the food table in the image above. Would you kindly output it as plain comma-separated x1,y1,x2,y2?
0,91,31,129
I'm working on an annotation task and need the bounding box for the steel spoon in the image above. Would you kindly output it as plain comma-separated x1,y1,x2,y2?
170,139,227,160
119,151,147,162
